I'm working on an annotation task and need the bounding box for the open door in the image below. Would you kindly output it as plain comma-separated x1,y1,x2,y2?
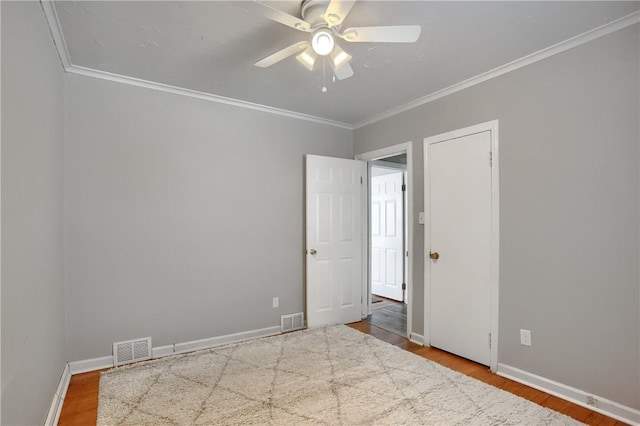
305,155,365,328
370,167,404,302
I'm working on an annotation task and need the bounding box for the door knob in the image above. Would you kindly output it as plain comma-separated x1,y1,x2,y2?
309,249,317,255
429,251,440,260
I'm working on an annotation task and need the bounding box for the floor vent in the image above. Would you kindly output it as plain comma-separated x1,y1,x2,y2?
281,312,304,332
113,337,152,366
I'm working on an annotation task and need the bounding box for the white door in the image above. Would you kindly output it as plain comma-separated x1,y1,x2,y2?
306,155,365,328
371,169,404,301
428,131,492,366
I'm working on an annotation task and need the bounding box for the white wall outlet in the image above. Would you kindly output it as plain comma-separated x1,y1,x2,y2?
520,329,532,346
272,297,279,308
418,212,425,225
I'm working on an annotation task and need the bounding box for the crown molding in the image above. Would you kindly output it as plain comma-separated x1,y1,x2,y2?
40,0,71,70
65,65,353,129
353,10,640,130
41,0,638,132
39,0,353,130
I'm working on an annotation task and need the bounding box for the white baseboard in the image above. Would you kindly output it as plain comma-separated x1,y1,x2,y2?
45,364,71,426
152,344,174,359
409,332,424,346
67,325,282,376
69,355,114,375
497,363,640,425
173,325,281,354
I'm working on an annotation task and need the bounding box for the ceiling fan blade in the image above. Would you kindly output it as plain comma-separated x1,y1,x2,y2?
324,0,357,27
340,25,421,43
331,59,354,80
253,1,311,32
254,42,309,68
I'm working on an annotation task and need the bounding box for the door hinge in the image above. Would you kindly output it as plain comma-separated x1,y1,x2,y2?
401,283,406,290
401,184,406,191
360,176,363,184
488,333,492,349
489,151,493,167
405,251,409,257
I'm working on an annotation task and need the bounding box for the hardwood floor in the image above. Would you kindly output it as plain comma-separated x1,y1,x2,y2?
58,366,111,426
347,323,628,426
58,322,628,426
363,297,407,336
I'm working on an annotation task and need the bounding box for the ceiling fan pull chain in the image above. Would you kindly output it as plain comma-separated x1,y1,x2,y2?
322,56,328,93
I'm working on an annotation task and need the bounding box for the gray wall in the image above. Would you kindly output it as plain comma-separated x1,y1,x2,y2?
2,2,636,419
354,25,639,409
1,2,67,425
64,74,353,361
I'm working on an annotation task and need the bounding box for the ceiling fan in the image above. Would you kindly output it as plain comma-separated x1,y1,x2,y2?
253,0,421,81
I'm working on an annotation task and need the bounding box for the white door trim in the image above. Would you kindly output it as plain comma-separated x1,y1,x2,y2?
423,120,500,372
355,142,413,339
370,160,407,171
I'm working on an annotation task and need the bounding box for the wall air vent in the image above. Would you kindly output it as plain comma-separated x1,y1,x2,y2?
281,312,305,332
113,337,152,366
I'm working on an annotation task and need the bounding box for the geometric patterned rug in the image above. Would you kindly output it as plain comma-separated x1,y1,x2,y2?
98,325,583,425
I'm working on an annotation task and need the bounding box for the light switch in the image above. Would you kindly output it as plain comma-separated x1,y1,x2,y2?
418,212,425,225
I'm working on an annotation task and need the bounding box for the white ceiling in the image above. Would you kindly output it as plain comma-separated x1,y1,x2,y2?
52,1,639,126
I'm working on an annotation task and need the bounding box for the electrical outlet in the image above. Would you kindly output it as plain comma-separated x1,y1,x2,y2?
520,329,532,346
272,297,279,308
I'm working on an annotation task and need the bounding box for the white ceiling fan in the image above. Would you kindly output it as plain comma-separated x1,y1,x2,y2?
253,0,421,80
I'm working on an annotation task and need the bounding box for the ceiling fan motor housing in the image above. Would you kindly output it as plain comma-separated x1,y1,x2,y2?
301,0,334,29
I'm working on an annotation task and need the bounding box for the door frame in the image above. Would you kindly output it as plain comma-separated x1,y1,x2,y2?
355,142,415,342
423,120,500,372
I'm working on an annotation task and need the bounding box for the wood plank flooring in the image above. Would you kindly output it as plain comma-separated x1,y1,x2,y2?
58,367,105,426
364,297,407,336
58,322,628,426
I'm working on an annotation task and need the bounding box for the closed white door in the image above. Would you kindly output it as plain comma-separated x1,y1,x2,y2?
306,155,364,327
428,131,492,366
371,169,404,301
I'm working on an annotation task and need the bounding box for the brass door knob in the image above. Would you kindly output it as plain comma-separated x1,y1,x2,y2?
309,249,317,255
429,251,440,260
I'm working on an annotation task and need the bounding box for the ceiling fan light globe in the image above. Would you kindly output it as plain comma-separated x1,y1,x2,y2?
312,30,334,56
296,46,317,71
330,44,352,70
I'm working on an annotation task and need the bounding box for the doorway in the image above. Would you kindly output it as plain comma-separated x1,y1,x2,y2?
355,143,414,340
366,158,407,336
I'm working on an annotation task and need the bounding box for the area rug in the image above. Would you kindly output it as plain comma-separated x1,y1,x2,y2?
98,325,583,425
